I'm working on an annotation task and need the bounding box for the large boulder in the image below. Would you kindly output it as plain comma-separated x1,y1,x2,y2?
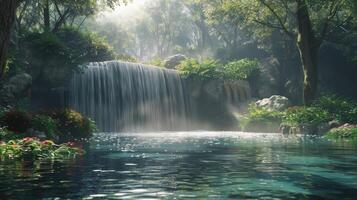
256,95,291,111
0,73,32,106
163,54,187,69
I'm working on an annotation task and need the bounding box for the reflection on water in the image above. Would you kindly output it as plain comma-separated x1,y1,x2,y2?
0,132,357,199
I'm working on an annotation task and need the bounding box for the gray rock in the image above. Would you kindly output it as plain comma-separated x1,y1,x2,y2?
0,73,32,106
255,95,291,111
163,54,187,69
202,79,224,101
328,120,341,129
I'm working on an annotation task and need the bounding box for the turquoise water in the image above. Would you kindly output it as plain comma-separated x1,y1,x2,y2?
0,132,357,199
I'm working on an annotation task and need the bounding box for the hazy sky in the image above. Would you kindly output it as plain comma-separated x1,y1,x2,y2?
98,0,149,23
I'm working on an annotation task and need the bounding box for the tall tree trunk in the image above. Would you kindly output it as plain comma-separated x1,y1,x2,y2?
44,0,50,32
0,0,17,78
296,0,319,105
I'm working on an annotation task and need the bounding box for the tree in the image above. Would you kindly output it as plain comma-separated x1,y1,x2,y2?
0,0,126,79
214,0,353,105
0,0,20,78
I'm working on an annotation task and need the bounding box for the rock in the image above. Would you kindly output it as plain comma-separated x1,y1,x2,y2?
335,123,357,129
0,73,32,106
202,79,224,101
256,95,291,111
281,122,331,135
328,120,342,129
163,54,187,69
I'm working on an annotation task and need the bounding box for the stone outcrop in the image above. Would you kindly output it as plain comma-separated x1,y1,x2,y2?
0,73,32,106
163,54,187,69
255,95,291,111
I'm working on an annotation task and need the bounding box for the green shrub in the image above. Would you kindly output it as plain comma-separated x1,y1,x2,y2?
145,59,164,67
282,106,332,126
176,59,223,80
31,115,58,139
19,27,117,87
0,109,32,133
44,109,96,141
241,105,283,133
223,59,260,80
314,94,357,124
247,105,284,122
177,58,261,81
0,137,83,160
116,54,137,62
326,128,357,140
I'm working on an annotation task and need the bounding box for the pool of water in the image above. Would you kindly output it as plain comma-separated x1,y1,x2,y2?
1,132,357,199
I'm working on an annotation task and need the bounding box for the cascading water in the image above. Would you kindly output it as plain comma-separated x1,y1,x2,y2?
68,61,191,132
223,80,251,107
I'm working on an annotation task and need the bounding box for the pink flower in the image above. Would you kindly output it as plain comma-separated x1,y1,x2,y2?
22,137,34,143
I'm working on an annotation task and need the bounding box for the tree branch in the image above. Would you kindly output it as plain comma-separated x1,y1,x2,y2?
318,0,342,43
259,0,294,38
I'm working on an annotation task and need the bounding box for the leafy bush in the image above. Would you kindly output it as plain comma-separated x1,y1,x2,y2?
31,115,58,139
326,127,357,140
0,137,83,160
247,105,284,122
0,109,32,133
19,27,117,87
241,105,283,133
44,109,96,141
223,59,260,80
282,106,332,126
0,127,23,141
116,54,137,62
177,58,260,81
145,59,164,67
176,59,223,80
313,94,357,124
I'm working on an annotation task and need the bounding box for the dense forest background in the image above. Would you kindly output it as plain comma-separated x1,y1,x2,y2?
1,0,357,107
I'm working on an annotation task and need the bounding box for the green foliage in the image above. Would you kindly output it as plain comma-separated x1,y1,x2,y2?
44,109,96,141
116,54,137,62
0,127,21,141
0,109,32,133
282,107,332,126
56,27,116,62
19,28,116,87
176,59,223,80
313,94,357,124
247,105,284,122
31,115,59,139
0,138,83,160
145,59,164,67
326,128,357,140
242,105,283,133
223,59,260,80
177,58,260,81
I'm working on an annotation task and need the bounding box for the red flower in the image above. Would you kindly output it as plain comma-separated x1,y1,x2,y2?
22,137,34,143
41,140,54,145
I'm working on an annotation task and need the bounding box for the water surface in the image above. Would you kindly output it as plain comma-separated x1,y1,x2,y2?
1,132,357,199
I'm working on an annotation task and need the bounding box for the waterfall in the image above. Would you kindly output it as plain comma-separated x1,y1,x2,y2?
223,80,251,107
68,61,191,132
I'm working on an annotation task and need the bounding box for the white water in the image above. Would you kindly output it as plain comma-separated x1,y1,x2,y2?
69,61,191,132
